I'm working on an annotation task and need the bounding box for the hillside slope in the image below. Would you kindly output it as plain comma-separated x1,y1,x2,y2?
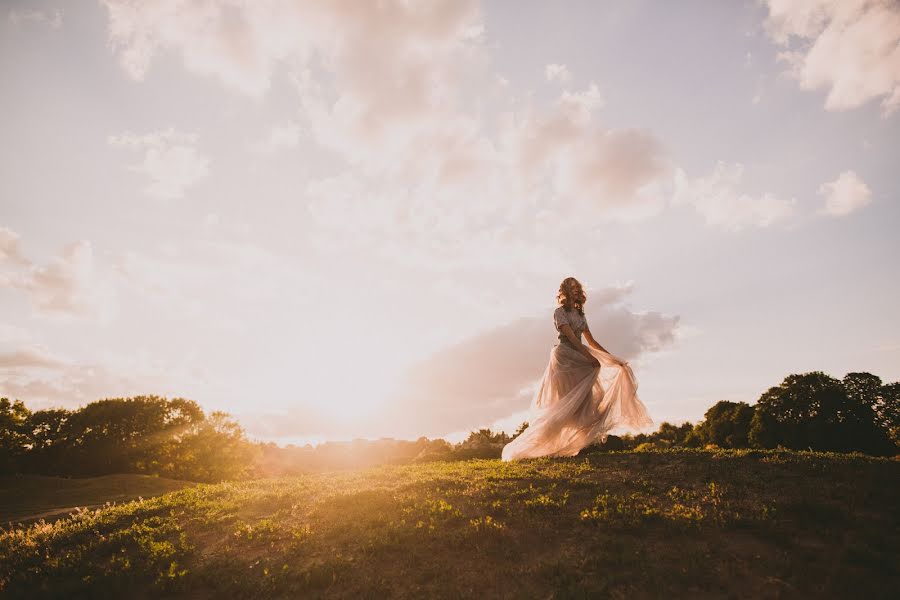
1,449,897,599
0,474,196,525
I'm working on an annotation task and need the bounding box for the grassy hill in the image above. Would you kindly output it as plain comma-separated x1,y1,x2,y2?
0,474,196,525
1,448,897,599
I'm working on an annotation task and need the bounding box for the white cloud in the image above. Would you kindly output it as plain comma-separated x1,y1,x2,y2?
0,322,31,346
108,129,210,200
545,63,572,83
672,162,797,231
507,85,671,224
0,347,66,369
100,0,483,102
19,241,118,321
818,170,872,216
558,82,604,114
0,226,28,266
0,356,186,409
97,0,786,270
8,8,63,29
0,228,118,321
250,121,301,154
764,0,900,115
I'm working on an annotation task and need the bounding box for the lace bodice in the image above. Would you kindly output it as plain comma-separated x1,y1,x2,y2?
553,306,588,341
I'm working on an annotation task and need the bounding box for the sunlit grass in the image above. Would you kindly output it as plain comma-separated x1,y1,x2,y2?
1,448,897,598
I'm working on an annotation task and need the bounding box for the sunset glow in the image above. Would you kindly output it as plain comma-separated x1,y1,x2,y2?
2,0,899,446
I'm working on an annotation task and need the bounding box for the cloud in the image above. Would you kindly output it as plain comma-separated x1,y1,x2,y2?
764,0,900,115
98,0,678,231
372,284,680,438
558,83,604,113
97,0,787,262
0,361,161,409
108,129,210,200
817,170,872,216
0,322,31,346
249,121,301,154
1,232,118,321
15,240,115,318
0,347,66,370
8,8,63,29
672,162,797,231
0,340,212,411
0,227,29,266
545,63,572,83
100,0,483,103
507,84,671,224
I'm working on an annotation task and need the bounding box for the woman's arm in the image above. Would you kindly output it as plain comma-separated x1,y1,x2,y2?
584,329,627,366
583,329,609,353
559,324,600,364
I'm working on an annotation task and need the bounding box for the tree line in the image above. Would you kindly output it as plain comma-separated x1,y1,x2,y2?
414,371,899,459
621,371,898,455
0,396,257,482
1,370,896,483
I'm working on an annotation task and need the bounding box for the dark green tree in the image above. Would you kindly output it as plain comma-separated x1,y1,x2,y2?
879,381,900,446
688,401,755,448
749,372,895,455
0,398,31,474
654,421,696,446
842,373,900,446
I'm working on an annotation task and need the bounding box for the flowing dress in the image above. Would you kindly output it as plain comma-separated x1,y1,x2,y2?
501,306,654,461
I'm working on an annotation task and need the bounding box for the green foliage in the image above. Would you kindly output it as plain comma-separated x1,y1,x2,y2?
621,421,695,450
1,396,257,483
0,399,30,475
748,372,896,455
622,370,897,457
688,401,755,448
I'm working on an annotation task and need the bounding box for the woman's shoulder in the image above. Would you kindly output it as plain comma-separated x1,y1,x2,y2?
554,305,581,315
553,305,570,318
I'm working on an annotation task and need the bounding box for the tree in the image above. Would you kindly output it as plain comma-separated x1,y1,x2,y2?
159,411,260,482
749,372,895,455
57,395,206,476
460,428,510,447
0,398,30,474
879,382,900,446
688,401,755,448
511,421,529,440
19,408,70,473
842,373,900,447
654,421,696,447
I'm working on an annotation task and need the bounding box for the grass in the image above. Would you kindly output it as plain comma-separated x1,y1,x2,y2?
0,474,196,525
1,448,897,599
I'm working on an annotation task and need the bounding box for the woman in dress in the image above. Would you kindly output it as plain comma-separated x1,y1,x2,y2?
501,277,654,461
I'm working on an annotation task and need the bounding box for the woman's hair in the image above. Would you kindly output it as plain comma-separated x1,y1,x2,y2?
557,277,586,315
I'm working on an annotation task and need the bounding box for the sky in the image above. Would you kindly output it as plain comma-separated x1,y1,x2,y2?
1,0,899,446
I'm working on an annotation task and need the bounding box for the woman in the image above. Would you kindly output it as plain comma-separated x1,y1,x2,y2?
501,277,654,461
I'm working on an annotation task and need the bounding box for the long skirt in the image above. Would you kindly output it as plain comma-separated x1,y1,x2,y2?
501,340,654,461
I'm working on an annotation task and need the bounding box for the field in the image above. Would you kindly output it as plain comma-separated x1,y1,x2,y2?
1,448,897,599
0,474,195,525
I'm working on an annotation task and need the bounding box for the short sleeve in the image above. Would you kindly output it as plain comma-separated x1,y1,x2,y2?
553,307,570,332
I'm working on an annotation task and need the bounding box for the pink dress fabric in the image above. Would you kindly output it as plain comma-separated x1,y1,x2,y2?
501,306,654,461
